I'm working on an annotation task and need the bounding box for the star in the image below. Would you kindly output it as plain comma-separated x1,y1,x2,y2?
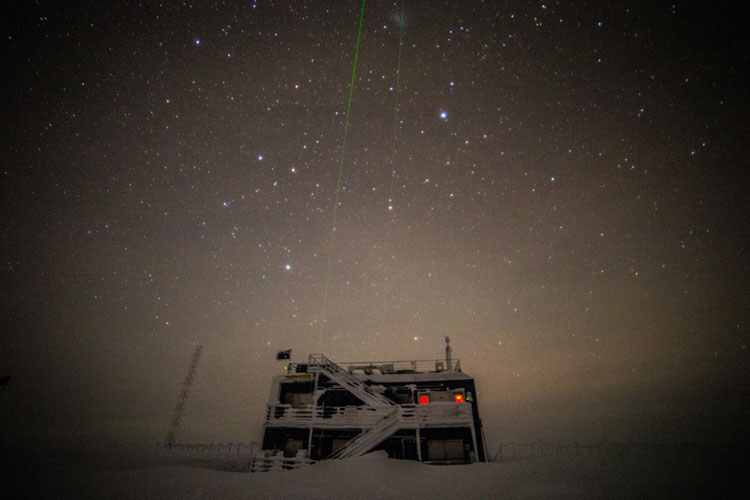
5,0,745,454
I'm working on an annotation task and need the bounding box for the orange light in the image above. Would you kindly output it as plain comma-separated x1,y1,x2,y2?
455,394,464,403
419,395,429,405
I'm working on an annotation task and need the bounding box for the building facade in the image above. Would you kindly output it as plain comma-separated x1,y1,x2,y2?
260,347,487,464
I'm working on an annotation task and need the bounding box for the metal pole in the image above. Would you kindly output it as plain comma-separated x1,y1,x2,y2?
416,427,422,462
445,336,452,369
308,371,319,458
469,423,479,463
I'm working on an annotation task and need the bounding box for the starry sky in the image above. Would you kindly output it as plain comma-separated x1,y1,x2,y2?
1,1,748,448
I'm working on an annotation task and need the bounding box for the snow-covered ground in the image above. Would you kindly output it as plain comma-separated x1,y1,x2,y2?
2,442,745,499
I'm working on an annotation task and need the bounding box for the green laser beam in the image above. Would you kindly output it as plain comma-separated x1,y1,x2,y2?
376,0,407,338
332,0,366,223
318,0,367,351
393,0,406,130
387,0,407,206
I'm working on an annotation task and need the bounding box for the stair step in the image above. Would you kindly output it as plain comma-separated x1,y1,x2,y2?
334,408,402,459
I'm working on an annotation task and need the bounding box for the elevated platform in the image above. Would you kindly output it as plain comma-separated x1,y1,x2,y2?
265,401,474,429
287,354,462,376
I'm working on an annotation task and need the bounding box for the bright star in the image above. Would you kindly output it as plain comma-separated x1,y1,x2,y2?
284,264,292,271
440,111,447,119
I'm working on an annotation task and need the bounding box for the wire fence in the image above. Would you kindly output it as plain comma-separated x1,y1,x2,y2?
490,440,710,462
159,442,260,456
159,442,318,472
158,439,715,467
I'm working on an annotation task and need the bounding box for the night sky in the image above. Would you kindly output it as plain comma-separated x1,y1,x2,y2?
2,1,748,449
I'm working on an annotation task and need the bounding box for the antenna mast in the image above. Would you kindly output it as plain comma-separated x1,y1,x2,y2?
445,336,452,369
164,345,203,447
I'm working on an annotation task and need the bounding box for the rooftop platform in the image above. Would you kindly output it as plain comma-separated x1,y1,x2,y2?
287,354,462,377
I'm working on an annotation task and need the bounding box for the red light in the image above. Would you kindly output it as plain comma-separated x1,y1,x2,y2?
455,394,464,403
419,395,429,405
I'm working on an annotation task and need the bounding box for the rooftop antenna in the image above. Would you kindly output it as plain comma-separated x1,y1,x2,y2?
445,336,452,370
164,345,203,447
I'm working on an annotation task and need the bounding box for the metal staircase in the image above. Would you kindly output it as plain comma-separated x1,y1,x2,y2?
306,355,404,459
308,355,396,407
330,407,403,459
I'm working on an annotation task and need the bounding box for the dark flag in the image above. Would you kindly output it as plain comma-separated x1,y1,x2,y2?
0,376,10,393
276,349,291,360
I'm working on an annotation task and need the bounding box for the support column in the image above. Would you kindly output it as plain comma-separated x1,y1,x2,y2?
416,427,422,462
469,424,479,463
307,371,319,458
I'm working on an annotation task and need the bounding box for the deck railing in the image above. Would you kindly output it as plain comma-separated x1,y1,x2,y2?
248,452,316,472
265,402,473,429
288,355,461,375
410,402,474,427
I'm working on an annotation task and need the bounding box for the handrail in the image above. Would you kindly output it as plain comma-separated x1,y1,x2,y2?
265,402,473,428
295,354,461,374
331,407,402,459
249,453,315,472
307,357,397,407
